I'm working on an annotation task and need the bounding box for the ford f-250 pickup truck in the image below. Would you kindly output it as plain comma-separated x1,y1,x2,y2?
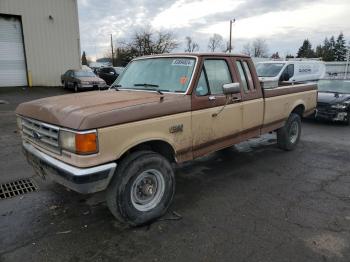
16,53,317,226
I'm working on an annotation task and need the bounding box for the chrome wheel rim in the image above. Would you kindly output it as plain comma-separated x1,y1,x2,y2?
131,169,165,212
289,121,299,144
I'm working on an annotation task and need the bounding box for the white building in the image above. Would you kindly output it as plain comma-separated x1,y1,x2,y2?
0,0,81,87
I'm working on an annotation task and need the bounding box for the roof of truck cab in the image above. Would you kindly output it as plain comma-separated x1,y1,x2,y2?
135,53,251,59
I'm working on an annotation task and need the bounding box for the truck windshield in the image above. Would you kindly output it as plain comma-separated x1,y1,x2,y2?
115,57,196,93
256,63,285,77
318,80,350,94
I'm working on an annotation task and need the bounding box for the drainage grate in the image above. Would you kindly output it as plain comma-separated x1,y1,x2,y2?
0,178,38,200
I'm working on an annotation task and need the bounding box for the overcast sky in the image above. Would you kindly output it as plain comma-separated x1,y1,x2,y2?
78,0,350,61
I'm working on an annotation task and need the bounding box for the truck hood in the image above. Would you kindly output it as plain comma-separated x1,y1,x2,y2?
16,90,191,130
318,92,350,105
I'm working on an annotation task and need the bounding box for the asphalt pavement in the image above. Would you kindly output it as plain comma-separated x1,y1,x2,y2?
1,87,350,262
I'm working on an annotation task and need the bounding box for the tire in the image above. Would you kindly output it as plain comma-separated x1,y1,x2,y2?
62,81,68,89
74,83,79,92
106,150,175,226
277,113,301,151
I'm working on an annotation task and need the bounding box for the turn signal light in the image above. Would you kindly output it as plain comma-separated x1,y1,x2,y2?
75,133,97,154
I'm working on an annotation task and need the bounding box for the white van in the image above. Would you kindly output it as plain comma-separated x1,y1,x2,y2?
256,60,326,88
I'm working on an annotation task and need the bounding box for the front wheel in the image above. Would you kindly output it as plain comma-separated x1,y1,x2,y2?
106,151,175,226
277,113,301,151
344,114,350,126
74,83,79,92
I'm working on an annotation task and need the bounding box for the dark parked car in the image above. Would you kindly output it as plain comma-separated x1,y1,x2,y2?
315,79,350,124
98,67,124,86
61,70,107,92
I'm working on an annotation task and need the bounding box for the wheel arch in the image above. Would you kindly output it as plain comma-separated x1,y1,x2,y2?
117,139,177,164
290,103,305,117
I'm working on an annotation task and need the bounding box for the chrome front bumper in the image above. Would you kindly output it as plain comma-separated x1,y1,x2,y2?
23,142,116,194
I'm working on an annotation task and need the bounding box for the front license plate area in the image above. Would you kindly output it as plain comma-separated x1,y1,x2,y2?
25,150,48,179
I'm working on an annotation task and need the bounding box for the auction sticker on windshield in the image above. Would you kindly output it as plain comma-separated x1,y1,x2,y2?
172,59,194,66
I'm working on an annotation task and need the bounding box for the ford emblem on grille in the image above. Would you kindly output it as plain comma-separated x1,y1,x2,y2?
33,131,42,140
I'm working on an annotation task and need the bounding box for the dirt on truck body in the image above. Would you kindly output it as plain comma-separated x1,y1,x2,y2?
16,53,317,226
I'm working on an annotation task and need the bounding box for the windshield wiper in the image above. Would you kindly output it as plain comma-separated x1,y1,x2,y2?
134,83,159,88
133,83,163,94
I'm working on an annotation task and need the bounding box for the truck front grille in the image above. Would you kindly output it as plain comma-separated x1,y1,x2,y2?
21,117,60,154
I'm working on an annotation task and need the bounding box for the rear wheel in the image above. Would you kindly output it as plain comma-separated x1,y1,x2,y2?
277,113,301,151
106,151,175,226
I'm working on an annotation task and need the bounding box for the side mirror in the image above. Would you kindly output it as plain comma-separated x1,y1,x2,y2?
223,82,241,95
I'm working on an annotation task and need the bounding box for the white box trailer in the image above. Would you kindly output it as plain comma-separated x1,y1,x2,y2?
256,60,326,88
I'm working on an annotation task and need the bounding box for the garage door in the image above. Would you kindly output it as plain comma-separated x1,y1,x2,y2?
0,16,27,87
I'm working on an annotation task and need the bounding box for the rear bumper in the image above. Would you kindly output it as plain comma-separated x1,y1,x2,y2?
23,142,116,194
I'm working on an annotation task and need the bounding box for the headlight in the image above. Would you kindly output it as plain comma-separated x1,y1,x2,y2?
331,104,347,109
59,130,98,155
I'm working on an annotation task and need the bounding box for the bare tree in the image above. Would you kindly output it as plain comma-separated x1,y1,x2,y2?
252,39,268,58
100,28,178,65
208,34,224,52
184,36,199,52
241,43,252,56
241,39,268,57
118,29,178,59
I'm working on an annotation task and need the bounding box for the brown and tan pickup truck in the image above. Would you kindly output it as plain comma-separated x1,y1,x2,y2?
16,53,317,226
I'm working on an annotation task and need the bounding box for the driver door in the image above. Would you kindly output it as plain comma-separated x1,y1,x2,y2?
191,58,243,158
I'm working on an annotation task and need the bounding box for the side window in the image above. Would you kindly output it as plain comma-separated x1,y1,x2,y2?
204,60,232,95
242,61,255,90
236,61,249,92
280,64,294,81
287,64,294,78
195,69,209,96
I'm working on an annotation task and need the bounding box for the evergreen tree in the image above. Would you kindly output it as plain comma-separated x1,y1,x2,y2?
322,37,335,61
315,45,323,58
334,33,347,61
81,51,88,65
297,39,315,58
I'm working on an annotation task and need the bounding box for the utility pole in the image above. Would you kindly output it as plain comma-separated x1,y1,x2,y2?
111,34,114,66
229,19,236,53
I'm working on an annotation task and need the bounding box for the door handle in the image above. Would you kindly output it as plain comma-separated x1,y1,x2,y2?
208,96,216,101
231,97,241,102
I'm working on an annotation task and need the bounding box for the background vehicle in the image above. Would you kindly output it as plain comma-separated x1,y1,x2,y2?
61,69,107,92
17,54,317,226
257,60,326,88
98,67,125,85
315,79,350,124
